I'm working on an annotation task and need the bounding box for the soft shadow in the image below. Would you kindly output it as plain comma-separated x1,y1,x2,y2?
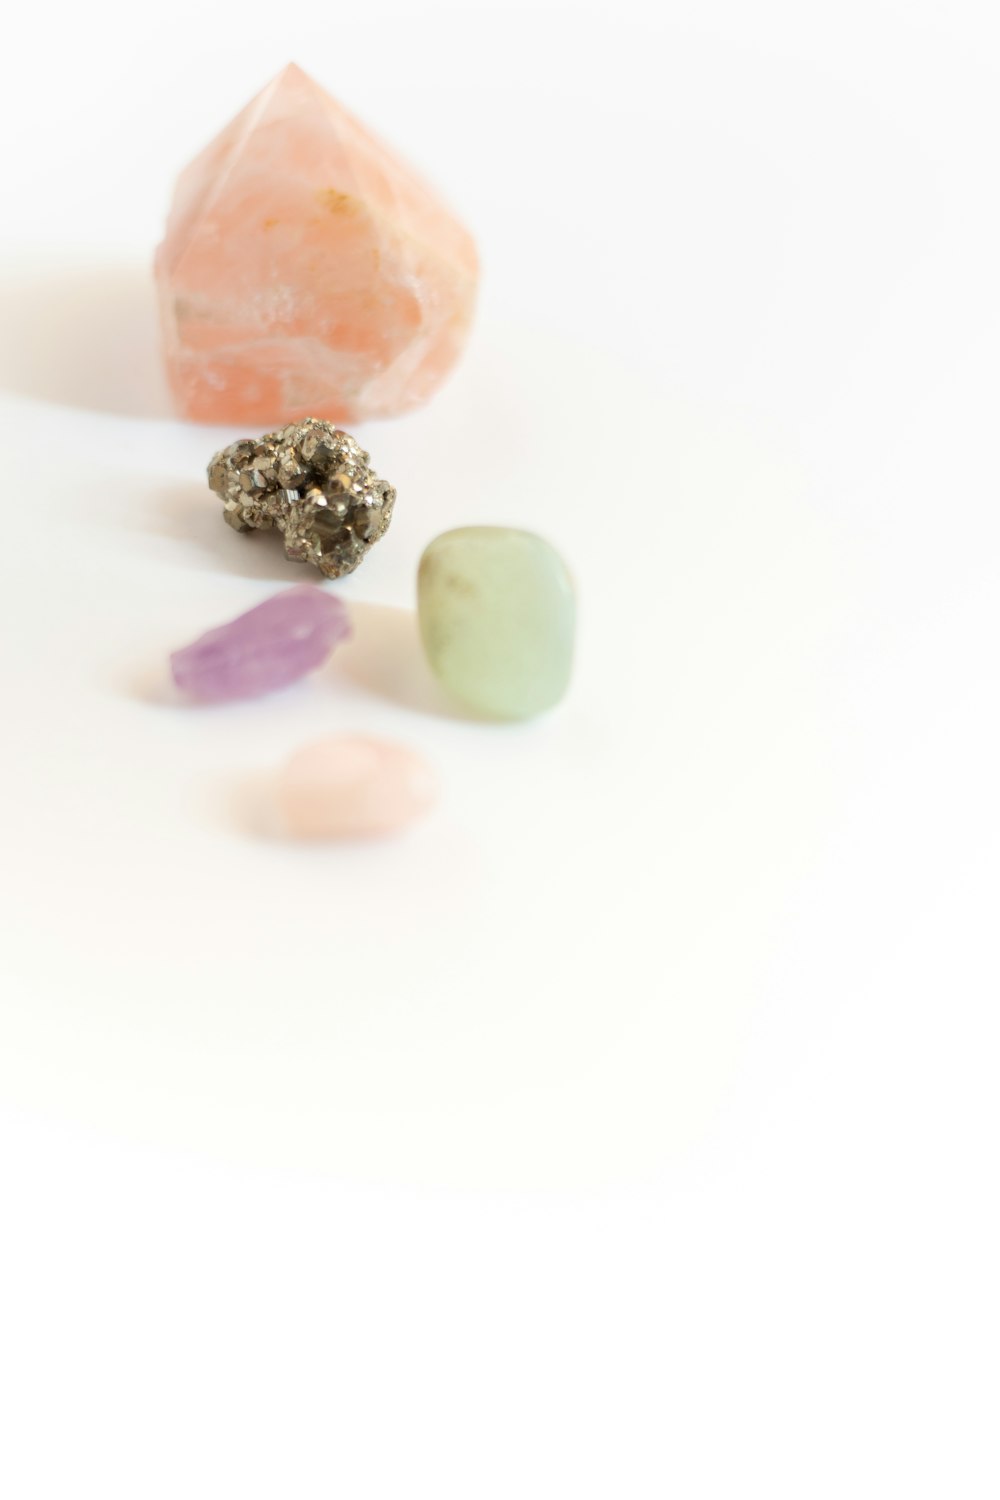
149,483,316,580
0,259,172,418
124,657,187,708
335,602,483,721
225,772,287,840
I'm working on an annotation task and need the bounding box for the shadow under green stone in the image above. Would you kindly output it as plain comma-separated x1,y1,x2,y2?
334,602,489,724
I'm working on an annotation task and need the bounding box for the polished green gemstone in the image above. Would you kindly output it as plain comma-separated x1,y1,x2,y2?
417,526,575,719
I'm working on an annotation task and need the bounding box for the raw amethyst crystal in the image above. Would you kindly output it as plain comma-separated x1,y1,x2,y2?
170,586,351,703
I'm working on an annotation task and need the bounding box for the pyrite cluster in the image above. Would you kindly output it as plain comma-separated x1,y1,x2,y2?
208,418,396,579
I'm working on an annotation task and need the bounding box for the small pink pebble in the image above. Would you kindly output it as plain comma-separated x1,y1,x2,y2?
278,736,437,840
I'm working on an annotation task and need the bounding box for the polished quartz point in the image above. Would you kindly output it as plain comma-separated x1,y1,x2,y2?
417,527,575,719
155,63,478,425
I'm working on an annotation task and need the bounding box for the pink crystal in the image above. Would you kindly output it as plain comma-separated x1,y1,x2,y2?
170,586,350,703
155,63,478,426
278,736,437,839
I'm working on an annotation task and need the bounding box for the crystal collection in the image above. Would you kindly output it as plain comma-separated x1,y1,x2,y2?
151,65,573,837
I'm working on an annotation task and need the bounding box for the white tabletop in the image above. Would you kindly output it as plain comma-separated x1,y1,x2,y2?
1,1,997,1493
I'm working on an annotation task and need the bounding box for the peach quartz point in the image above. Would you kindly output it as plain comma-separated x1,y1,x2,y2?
278,736,437,839
155,63,479,425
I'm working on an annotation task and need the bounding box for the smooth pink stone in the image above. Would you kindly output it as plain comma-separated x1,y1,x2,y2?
155,63,478,425
278,736,437,839
170,586,350,702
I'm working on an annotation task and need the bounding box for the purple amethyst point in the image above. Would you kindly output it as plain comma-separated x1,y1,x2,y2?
170,585,351,703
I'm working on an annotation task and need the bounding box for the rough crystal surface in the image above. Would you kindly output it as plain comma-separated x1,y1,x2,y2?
155,62,478,425
208,417,395,579
278,736,437,839
170,585,351,702
417,527,575,719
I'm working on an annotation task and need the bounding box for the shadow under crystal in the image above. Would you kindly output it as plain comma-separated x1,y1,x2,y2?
0,258,172,418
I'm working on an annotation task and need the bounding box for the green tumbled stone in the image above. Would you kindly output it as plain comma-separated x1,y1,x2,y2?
417,526,575,719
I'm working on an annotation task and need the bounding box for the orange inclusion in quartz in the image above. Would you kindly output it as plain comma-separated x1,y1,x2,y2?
155,64,478,425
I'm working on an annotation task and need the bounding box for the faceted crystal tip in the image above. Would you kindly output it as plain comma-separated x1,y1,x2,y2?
155,63,478,425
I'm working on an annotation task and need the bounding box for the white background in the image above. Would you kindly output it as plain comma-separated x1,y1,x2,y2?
1,0,997,1493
